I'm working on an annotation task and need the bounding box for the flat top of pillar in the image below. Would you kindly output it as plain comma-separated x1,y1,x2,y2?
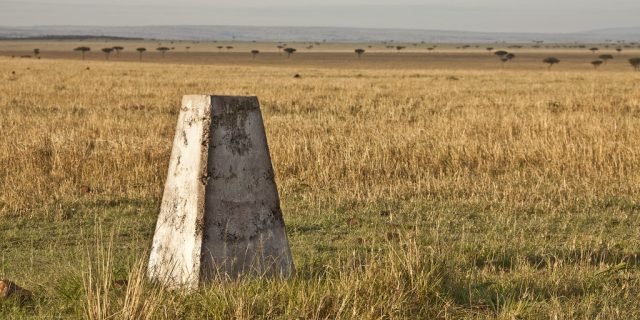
181,95,261,116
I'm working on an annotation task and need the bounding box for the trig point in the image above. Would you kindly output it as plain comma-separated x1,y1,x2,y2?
148,95,294,289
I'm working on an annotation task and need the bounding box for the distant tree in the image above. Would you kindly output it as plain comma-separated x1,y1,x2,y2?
157,47,170,58
494,50,508,57
33,48,40,58
251,49,260,59
226,46,233,50
101,47,114,60
496,52,514,67
616,48,623,55
354,48,365,58
217,46,224,51
283,47,296,58
185,46,191,52
542,57,560,69
629,58,640,71
112,46,124,57
598,54,614,64
74,46,91,60
589,47,599,54
590,60,603,69
486,47,494,52
395,46,406,51
136,47,146,61
427,47,435,52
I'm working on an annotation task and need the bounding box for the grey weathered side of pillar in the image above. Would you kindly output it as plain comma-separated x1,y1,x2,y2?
147,95,293,289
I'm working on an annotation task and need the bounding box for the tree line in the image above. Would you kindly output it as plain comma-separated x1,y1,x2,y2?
56,45,640,71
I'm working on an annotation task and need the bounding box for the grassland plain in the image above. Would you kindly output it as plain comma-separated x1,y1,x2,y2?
0,43,640,319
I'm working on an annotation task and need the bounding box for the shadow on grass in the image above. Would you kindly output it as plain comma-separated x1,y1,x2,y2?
473,247,640,272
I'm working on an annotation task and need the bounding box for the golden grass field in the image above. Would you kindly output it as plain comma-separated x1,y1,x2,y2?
1,40,640,319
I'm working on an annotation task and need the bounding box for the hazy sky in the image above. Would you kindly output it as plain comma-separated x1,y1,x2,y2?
1,0,638,33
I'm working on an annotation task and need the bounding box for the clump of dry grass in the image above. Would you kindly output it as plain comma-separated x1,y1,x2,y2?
81,224,167,319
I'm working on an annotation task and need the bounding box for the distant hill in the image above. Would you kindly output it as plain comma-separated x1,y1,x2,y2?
0,34,143,41
0,25,638,43
579,27,640,38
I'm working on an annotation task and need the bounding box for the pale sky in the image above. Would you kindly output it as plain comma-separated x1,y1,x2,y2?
1,0,638,33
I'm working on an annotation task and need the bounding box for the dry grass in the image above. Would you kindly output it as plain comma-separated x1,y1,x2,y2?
1,44,640,318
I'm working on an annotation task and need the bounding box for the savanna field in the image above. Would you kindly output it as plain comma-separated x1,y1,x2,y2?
1,41,640,318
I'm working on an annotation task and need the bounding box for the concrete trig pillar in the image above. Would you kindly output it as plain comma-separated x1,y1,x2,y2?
148,95,294,289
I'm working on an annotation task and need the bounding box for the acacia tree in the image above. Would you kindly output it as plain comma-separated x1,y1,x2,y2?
33,48,40,58
395,46,406,51
591,60,603,69
542,57,560,69
630,58,640,71
494,51,511,67
136,47,146,61
217,46,224,51
494,50,508,57
283,47,296,58
251,49,260,59
354,48,365,58
486,47,494,52
598,54,613,64
101,48,114,60
157,47,170,58
112,46,124,57
589,47,599,54
226,46,233,50
504,53,515,62
616,48,623,55
74,46,91,60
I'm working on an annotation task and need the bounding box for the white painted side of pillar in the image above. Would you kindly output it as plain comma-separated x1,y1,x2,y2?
147,95,211,289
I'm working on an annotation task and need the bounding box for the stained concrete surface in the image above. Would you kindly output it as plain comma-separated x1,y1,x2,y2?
148,95,293,289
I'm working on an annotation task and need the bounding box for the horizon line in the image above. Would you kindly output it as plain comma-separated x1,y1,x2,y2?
1,24,639,36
